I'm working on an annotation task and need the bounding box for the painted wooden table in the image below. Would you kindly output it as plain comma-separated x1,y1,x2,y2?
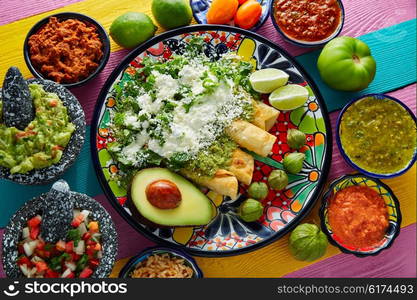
0,0,415,278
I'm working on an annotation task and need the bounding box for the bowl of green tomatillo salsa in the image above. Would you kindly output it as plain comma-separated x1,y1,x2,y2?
336,94,417,178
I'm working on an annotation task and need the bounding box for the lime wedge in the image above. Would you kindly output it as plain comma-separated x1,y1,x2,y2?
269,84,309,110
249,68,289,93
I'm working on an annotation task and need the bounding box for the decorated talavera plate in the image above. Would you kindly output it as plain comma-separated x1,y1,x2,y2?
319,174,401,257
190,0,271,32
91,25,332,256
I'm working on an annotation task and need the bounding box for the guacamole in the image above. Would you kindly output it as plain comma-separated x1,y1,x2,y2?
0,84,75,174
340,97,416,174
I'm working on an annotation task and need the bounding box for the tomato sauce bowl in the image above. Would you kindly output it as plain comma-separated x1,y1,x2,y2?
319,174,402,257
269,0,345,47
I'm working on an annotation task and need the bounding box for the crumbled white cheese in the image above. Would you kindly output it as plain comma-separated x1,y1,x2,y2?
121,131,149,163
153,71,178,100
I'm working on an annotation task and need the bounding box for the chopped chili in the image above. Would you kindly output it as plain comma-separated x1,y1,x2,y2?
28,17,103,84
274,0,342,42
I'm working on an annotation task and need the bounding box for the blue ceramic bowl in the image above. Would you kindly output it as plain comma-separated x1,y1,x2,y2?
190,0,271,31
119,247,203,278
23,12,111,88
336,94,417,179
269,0,345,47
319,174,402,257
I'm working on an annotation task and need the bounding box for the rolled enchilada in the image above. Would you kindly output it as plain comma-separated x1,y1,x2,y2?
252,101,280,131
228,148,254,185
226,120,277,157
181,169,238,199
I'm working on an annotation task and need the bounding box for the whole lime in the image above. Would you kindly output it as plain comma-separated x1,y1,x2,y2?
110,12,157,49
152,0,192,30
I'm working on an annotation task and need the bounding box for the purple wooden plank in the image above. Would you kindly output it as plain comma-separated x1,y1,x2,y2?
284,223,416,278
0,0,84,25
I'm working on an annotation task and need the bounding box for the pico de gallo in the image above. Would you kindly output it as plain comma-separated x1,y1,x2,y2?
16,209,102,278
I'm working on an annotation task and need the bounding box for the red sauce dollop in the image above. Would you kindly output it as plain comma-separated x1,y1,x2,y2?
274,0,341,42
328,185,389,249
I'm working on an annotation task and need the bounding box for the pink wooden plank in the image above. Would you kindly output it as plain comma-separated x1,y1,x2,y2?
0,0,84,25
284,223,416,278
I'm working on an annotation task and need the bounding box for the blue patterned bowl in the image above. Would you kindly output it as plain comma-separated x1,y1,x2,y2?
336,94,417,179
190,0,271,31
319,174,401,257
119,247,203,278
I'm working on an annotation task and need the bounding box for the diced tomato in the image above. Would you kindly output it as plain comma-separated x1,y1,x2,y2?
86,245,97,256
17,256,32,267
35,261,48,273
82,232,91,240
71,214,84,228
79,267,93,278
45,269,60,278
36,241,45,250
65,271,75,278
35,249,51,259
29,226,40,240
89,259,100,269
88,221,99,233
56,240,66,252
16,130,37,139
65,241,74,253
93,243,101,251
52,145,64,151
86,239,96,246
27,215,42,228
18,243,25,255
49,99,58,107
71,253,81,261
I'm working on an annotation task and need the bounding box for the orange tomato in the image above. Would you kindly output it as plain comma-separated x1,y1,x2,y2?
207,0,239,24
234,0,262,29
238,0,249,4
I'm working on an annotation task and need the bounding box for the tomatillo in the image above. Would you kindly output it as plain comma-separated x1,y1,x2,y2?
317,36,376,91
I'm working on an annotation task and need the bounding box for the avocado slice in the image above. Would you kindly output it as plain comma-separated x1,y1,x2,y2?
130,168,213,227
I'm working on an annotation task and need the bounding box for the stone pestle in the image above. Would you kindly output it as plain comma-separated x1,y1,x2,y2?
1,66,34,130
41,179,74,243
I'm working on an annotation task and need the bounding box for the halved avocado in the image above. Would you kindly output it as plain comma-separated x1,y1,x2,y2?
130,168,213,227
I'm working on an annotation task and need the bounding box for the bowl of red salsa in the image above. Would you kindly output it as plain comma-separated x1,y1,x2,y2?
319,174,401,257
270,0,345,47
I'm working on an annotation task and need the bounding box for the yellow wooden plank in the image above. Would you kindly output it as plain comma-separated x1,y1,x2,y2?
109,165,416,278
0,0,168,81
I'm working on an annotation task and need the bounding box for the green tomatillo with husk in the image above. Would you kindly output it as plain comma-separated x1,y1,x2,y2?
317,36,376,91
289,223,328,261
238,198,264,222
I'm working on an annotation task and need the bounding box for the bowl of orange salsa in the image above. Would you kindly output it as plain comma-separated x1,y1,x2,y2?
319,174,401,257
270,0,345,47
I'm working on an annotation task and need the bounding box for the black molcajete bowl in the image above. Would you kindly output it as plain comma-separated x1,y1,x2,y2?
2,190,118,278
0,78,86,185
23,12,111,88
